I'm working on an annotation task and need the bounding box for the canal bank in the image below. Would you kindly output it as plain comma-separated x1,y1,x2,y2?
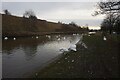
32,33,120,78
3,34,83,78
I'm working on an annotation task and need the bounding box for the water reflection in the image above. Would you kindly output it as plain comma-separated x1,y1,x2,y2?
2,34,83,78
23,46,37,60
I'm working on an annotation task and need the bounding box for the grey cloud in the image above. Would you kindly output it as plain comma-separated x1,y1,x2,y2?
2,2,95,14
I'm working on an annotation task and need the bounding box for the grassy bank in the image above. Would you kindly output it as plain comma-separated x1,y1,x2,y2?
32,33,120,78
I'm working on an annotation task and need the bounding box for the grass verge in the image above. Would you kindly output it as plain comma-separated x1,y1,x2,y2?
32,33,120,78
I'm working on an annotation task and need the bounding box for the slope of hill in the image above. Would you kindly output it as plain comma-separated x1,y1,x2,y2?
2,14,83,37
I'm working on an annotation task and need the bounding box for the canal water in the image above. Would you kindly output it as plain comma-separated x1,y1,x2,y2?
2,34,82,78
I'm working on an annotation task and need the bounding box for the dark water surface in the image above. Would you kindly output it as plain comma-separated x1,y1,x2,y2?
2,34,82,78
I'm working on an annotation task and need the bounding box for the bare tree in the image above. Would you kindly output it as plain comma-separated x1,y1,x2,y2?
93,0,120,34
93,0,120,16
3,9,11,15
23,10,37,19
23,10,37,32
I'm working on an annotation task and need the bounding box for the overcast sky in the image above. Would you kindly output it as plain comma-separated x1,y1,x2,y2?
2,2,105,29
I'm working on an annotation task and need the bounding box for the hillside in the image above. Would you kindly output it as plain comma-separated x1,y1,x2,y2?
2,14,84,37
